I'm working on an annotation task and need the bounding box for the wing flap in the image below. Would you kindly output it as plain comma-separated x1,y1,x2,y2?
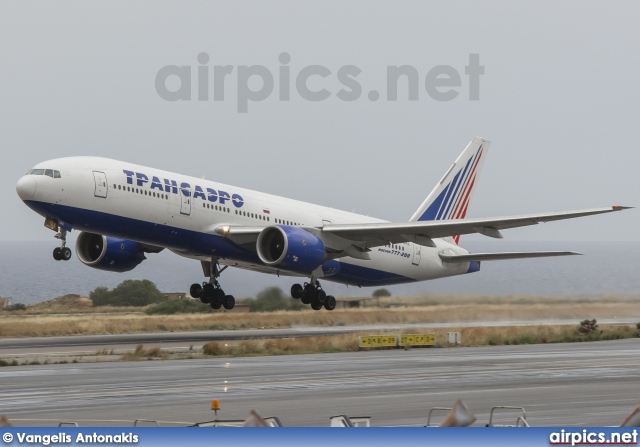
439,251,581,263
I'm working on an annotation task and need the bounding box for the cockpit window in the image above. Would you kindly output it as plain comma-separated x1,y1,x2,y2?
27,168,61,178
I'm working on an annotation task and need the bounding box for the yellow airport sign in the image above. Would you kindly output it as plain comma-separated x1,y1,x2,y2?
400,334,435,346
358,335,398,348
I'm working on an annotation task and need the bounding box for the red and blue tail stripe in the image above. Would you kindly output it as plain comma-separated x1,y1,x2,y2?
418,144,484,225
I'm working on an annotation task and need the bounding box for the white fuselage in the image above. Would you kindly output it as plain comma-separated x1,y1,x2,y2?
17,157,473,287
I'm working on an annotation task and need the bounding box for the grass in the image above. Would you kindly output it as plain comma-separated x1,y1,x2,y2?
2,295,640,338
199,324,637,358
0,324,635,367
202,334,360,357
120,344,169,361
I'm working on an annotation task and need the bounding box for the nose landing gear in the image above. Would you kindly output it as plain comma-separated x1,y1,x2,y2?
51,224,71,261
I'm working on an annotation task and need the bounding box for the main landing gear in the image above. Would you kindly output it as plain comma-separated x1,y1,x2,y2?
52,227,72,261
291,280,336,311
189,261,235,310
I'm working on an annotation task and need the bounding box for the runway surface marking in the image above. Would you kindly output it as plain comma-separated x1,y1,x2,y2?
2,360,638,404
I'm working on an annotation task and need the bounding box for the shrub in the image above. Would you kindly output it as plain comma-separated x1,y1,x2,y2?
203,342,224,356
578,319,598,335
249,287,304,312
90,280,167,307
372,288,392,298
4,303,27,311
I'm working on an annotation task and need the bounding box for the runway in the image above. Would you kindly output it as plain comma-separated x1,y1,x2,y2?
1,339,639,427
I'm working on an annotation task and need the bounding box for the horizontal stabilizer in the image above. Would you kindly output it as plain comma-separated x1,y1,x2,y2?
439,251,581,263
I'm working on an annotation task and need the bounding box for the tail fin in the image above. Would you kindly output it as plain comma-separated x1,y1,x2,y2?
409,137,490,243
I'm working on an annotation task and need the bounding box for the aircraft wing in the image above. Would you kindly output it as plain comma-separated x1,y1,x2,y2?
319,206,631,247
214,206,630,258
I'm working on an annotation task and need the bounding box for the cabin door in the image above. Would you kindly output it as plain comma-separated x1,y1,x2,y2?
412,244,422,266
180,186,191,215
93,171,108,198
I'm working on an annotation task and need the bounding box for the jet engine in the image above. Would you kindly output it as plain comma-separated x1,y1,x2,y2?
76,232,146,272
256,225,325,274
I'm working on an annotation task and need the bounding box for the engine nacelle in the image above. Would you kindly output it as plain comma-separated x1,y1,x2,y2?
76,232,146,272
256,225,325,274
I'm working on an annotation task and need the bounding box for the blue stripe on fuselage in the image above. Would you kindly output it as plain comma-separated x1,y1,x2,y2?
328,262,415,287
22,200,417,287
23,200,258,263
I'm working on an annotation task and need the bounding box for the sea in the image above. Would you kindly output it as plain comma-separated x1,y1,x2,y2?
0,240,638,305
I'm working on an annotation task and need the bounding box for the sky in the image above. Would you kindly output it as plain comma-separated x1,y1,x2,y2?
0,1,638,299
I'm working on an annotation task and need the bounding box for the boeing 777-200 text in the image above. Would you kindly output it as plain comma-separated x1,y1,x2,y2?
15,137,630,310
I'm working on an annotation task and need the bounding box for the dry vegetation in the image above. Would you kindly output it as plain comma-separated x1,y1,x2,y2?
199,324,635,358
1,294,639,339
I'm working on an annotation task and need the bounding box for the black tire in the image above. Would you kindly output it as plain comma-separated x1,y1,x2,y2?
61,247,72,261
210,301,222,310
316,289,326,304
214,288,225,302
302,284,315,304
223,295,235,310
290,283,303,299
52,247,62,261
190,283,203,299
202,283,215,303
311,301,323,311
324,295,336,311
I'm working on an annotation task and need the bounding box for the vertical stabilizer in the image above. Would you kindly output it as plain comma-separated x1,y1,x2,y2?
409,137,490,243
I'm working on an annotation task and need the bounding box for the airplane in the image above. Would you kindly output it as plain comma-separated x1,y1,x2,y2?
15,137,630,311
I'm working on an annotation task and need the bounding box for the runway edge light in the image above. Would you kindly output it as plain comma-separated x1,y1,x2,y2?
211,399,221,411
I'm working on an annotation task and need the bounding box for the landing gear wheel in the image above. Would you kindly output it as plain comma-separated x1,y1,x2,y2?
53,247,62,261
302,283,315,304
223,295,235,310
316,289,327,304
301,290,313,304
311,301,323,311
61,247,72,261
190,283,203,299
324,295,336,311
291,284,303,299
210,300,222,310
201,283,215,304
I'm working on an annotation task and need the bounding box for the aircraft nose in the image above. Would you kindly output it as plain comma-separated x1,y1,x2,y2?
16,175,37,201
